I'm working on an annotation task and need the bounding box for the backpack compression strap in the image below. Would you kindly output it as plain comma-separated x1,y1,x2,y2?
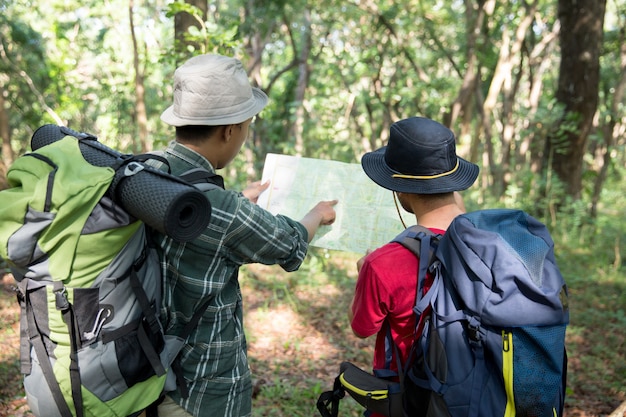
23,281,77,417
127,255,167,377
59,282,85,417
316,375,344,417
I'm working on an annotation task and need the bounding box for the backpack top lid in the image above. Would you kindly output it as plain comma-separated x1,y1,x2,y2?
0,137,117,282
438,209,569,327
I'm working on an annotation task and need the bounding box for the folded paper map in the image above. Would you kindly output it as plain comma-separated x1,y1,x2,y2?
257,153,411,254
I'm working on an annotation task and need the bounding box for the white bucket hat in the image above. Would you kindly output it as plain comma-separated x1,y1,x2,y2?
160,54,268,127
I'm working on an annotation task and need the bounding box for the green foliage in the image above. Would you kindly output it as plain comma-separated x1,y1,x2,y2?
165,0,241,58
0,10,51,149
555,214,625,407
548,111,583,156
1,2,625,412
543,168,625,408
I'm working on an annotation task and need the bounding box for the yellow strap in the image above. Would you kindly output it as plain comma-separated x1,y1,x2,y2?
502,330,515,417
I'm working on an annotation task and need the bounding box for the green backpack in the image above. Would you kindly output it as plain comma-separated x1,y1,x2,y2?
0,125,220,417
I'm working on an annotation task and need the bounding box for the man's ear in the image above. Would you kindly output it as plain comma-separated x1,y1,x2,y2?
222,124,235,142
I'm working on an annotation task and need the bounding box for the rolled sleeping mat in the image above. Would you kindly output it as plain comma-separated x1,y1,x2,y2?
31,124,211,242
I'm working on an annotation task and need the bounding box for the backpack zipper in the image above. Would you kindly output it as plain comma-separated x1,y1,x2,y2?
339,373,389,400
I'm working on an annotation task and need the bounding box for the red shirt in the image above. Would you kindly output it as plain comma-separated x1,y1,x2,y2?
351,228,444,373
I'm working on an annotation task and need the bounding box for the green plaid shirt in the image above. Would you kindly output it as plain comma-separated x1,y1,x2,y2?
155,141,309,416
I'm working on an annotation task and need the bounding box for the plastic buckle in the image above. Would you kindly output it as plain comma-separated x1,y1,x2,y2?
467,317,483,342
54,287,70,311
13,285,25,304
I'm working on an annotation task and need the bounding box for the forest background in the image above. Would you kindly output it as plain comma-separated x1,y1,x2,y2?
0,0,625,416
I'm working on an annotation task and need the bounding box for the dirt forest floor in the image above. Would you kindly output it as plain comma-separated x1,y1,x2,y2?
0,266,623,417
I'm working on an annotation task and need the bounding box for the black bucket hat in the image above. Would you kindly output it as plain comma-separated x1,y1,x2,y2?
361,117,479,194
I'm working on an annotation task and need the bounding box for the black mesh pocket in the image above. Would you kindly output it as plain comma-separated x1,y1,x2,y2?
115,316,165,387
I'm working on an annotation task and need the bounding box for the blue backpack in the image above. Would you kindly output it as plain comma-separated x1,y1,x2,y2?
318,209,568,417
395,209,569,417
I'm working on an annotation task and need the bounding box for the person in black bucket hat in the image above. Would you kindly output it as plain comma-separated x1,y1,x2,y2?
348,116,479,417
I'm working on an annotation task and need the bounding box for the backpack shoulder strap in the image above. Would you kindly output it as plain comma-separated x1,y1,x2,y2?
167,293,214,400
392,225,442,304
139,150,225,191
178,168,225,191
392,225,439,258
372,227,444,379
133,152,171,172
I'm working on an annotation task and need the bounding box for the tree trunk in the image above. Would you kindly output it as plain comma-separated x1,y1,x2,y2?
482,0,537,198
548,0,606,200
0,86,12,189
129,0,149,153
175,0,207,59
521,19,560,175
243,15,267,178
590,27,626,218
444,0,491,129
291,9,312,157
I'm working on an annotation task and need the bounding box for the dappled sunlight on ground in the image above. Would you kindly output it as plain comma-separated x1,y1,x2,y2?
247,304,341,362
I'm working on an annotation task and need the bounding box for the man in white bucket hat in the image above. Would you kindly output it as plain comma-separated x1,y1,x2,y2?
154,54,337,417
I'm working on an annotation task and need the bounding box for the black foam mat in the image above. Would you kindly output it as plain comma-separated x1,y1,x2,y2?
31,125,211,242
